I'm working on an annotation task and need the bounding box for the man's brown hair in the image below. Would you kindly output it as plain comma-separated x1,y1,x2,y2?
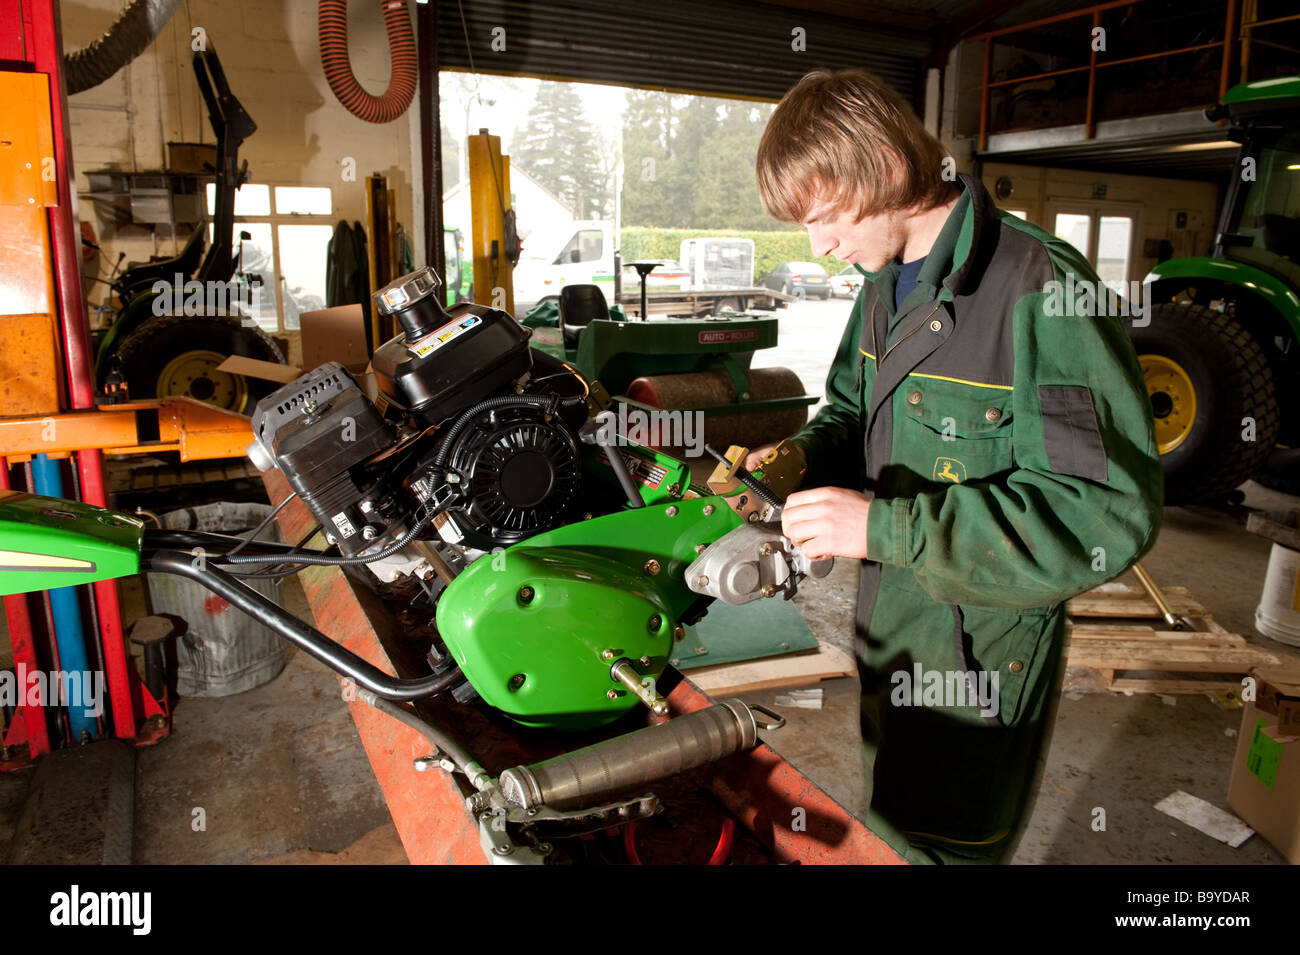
756,68,952,224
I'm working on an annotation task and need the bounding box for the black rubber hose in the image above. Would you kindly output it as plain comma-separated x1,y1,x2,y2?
143,529,320,558
146,550,462,701
217,506,435,566
356,689,489,791
430,393,574,469
64,0,183,95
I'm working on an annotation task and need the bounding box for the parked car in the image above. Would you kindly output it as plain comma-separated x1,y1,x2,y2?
762,261,831,300
621,259,689,291
830,264,864,298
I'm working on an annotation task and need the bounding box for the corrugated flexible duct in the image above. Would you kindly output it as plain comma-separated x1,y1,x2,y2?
319,0,417,124
63,0,183,95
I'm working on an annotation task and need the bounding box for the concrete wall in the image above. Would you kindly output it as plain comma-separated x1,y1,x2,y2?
64,0,422,311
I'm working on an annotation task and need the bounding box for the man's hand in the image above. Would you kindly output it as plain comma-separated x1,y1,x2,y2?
780,487,871,561
744,443,780,472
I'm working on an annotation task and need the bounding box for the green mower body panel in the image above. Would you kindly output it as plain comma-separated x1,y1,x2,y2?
435,496,743,730
0,492,144,596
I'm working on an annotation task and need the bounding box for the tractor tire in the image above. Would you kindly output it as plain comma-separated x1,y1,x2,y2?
1130,303,1280,505
116,314,285,416
1255,446,1300,497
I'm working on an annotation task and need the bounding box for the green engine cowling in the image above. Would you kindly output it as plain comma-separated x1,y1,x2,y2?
435,496,743,730
0,491,143,597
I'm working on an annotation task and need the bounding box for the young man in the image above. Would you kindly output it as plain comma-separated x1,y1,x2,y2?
750,69,1163,864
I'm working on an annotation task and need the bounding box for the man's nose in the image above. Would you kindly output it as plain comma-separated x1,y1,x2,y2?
808,225,836,258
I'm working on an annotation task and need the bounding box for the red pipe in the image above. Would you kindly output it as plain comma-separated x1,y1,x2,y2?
319,0,417,124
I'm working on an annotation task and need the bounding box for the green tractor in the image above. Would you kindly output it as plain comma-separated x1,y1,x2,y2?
1135,76,1300,504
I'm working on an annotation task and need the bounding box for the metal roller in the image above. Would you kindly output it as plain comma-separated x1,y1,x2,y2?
625,367,809,451
498,699,762,812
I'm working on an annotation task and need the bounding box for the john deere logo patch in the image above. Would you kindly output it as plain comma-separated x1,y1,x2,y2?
934,457,966,483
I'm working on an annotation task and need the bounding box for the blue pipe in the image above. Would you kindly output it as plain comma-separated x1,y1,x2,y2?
30,455,100,741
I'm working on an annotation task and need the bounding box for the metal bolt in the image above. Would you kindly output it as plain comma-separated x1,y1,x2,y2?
702,504,715,516
445,472,461,484
606,689,619,700
362,525,378,541
666,505,678,517
694,543,707,555
518,586,535,604
643,559,661,576
759,542,772,556
583,512,593,520
781,641,790,650
601,648,615,660
493,845,514,856
509,673,526,689
413,755,439,772
639,656,651,667
695,647,708,655
741,392,751,400
761,584,777,598
673,625,685,642
695,574,710,587
303,399,318,414
671,658,680,666
746,512,759,523
668,483,681,496
647,614,662,632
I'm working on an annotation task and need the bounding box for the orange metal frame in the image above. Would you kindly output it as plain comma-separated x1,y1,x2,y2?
967,0,1243,150
0,397,253,463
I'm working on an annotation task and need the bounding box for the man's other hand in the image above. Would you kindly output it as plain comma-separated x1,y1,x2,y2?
781,487,871,561
744,443,780,472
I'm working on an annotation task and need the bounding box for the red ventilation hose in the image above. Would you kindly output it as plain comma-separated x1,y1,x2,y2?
319,0,417,124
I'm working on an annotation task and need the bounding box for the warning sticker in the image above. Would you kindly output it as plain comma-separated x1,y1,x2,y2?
698,328,758,345
331,512,357,539
409,315,481,358
598,449,666,489
1245,718,1283,788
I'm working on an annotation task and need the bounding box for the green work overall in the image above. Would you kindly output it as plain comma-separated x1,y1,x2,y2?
792,174,1163,864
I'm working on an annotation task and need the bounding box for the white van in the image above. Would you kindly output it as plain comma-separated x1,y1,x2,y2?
679,237,755,289
512,220,615,314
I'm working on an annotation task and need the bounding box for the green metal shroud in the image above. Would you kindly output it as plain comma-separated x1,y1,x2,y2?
435,496,743,730
0,491,144,597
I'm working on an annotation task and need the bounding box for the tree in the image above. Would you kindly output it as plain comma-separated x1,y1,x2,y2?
511,82,610,219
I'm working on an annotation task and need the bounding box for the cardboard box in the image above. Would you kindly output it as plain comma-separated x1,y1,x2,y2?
1227,695,1300,863
1253,666,1300,738
299,305,371,376
216,355,302,385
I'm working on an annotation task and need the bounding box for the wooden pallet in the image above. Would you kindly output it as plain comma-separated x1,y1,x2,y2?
1064,583,1281,695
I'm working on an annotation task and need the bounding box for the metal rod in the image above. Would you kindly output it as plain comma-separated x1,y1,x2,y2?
1131,562,1182,631
145,551,464,700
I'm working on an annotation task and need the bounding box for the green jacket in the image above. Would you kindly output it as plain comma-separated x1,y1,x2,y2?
792,173,1163,858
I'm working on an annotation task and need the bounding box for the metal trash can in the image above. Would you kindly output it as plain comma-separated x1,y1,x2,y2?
146,502,289,698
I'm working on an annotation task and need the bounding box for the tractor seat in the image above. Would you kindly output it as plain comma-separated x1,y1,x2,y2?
117,226,208,305
558,284,609,349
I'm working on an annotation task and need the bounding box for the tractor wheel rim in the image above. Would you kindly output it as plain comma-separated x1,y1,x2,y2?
1141,354,1197,455
156,350,247,411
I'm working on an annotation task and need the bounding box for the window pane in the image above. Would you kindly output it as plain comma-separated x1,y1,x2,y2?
275,186,333,215
211,222,278,330
205,182,271,217
1096,216,1133,292
276,224,332,329
1054,213,1091,257
1005,209,1028,220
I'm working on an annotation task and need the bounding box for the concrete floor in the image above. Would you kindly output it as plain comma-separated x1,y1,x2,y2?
1,297,1297,864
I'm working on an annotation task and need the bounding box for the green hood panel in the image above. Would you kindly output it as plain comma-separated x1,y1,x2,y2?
1145,256,1300,334
0,492,144,596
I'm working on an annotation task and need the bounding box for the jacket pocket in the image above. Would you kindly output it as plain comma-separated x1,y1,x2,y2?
957,603,1063,728
900,384,1015,484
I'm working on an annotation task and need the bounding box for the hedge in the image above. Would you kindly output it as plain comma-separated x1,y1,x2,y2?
618,226,850,284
